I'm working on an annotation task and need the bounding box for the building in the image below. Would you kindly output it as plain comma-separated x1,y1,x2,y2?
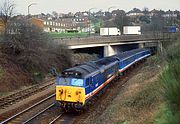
127,8,144,17
29,17,44,30
162,10,177,18
0,14,91,34
74,17,89,32
43,18,76,32
149,9,160,17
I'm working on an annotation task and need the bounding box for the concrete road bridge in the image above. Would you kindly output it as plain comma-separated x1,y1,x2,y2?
53,33,170,57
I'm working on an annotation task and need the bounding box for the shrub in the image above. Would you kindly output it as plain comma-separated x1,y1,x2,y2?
1,19,72,83
160,59,180,111
157,34,180,124
154,104,180,124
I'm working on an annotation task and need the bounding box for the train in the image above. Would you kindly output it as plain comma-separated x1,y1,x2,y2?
55,48,151,111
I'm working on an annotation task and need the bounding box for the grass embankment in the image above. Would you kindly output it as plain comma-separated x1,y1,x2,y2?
0,21,71,93
154,35,180,124
48,32,88,38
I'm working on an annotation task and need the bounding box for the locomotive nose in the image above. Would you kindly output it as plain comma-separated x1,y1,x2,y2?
56,86,85,104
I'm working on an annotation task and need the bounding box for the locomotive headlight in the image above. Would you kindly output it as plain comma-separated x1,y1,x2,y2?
76,91,81,95
59,89,63,94
76,91,79,95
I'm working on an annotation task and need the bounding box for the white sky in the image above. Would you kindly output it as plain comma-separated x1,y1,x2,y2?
3,0,180,15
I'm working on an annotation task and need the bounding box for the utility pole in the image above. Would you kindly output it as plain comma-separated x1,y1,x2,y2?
28,3,36,17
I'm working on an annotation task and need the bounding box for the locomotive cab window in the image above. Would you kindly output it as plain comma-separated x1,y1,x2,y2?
56,77,71,85
71,78,84,87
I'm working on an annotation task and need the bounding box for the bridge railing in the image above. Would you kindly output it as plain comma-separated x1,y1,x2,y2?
53,33,170,46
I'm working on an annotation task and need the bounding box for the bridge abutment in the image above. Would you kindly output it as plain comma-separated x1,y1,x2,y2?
104,45,116,57
138,43,145,48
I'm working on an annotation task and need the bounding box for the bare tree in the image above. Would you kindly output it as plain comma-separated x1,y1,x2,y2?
1,18,72,83
0,0,15,35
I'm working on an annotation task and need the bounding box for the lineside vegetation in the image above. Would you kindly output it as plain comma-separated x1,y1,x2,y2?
154,33,180,124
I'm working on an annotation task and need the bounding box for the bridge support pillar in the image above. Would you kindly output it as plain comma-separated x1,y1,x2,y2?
138,43,145,48
104,45,116,57
158,41,163,52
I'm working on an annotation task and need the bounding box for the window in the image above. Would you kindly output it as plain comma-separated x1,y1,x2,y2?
56,77,71,85
71,79,84,86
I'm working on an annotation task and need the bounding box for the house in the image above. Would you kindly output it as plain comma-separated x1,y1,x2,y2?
29,17,44,30
127,8,144,17
74,17,89,32
112,9,126,17
162,10,177,18
149,9,160,17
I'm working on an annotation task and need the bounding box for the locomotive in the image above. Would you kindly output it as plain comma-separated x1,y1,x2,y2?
55,48,151,111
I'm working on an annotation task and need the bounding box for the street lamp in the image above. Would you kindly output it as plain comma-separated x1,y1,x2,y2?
88,8,97,36
108,6,116,35
28,3,37,16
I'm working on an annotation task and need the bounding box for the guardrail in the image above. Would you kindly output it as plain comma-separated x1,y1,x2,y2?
53,33,170,46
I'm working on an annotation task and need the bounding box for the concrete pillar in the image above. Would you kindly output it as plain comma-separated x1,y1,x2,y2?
138,43,145,48
104,46,108,57
104,45,116,57
158,41,163,52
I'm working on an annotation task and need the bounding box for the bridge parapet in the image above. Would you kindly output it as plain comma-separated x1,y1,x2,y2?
53,33,170,46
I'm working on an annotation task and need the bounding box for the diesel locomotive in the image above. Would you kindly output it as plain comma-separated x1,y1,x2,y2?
55,48,151,111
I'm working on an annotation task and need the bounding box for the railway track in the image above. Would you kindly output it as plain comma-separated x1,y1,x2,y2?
49,113,64,124
0,78,55,109
0,93,55,124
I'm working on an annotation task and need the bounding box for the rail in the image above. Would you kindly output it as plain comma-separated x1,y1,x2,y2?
49,113,64,124
0,78,55,109
53,33,170,46
23,103,55,124
0,93,55,124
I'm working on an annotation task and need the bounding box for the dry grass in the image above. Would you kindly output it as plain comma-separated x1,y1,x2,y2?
0,65,5,78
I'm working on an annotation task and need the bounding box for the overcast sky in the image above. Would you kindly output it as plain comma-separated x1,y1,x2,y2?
6,0,180,15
